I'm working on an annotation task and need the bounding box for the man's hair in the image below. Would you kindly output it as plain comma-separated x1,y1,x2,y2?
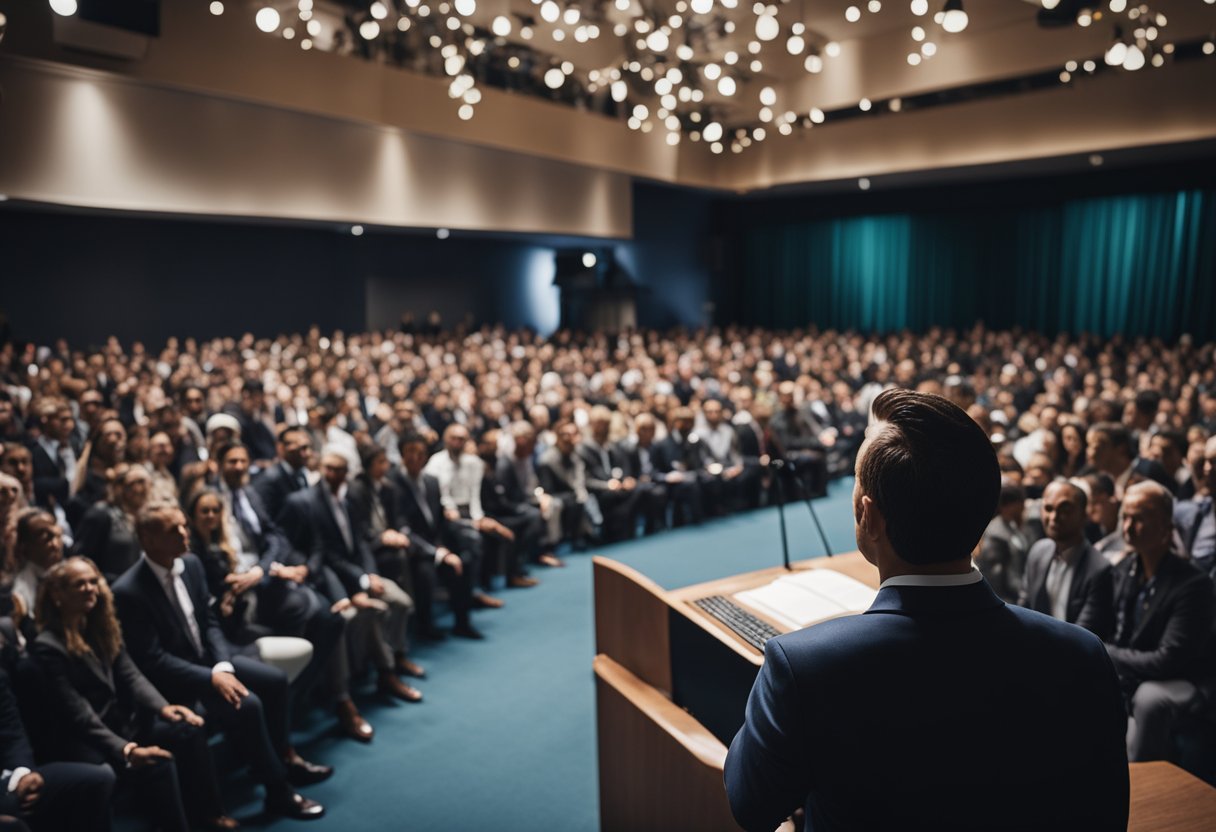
1046,478,1089,512
398,432,427,453
858,389,1000,565
1125,480,1174,521
135,500,182,540
1089,422,1134,459
1133,390,1162,418
278,425,308,443
998,484,1026,508
214,441,247,464
1085,472,1116,499
1154,429,1186,456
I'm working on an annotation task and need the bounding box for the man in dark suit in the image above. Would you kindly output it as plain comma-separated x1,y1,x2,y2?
0,667,115,832
725,389,1128,832
612,414,668,534
497,422,565,566
477,430,540,588
391,434,482,639
252,426,315,522
214,442,344,708
1106,481,1216,762
650,410,706,526
279,451,420,711
1018,480,1115,637
222,380,279,470
577,407,641,542
112,503,328,820
768,381,829,499
537,421,600,547
27,399,76,512
976,484,1030,602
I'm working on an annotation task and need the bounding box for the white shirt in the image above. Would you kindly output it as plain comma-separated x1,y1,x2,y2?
1045,544,1081,621
11,562,46,616
143,554,234,676
879,567,984,591
424,451,485,521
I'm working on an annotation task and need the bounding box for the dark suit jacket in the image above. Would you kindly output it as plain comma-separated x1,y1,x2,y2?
1107,551,1216,688
31,631,168,766
28,440,70,511
251,462,308,527
976,516,1029,602
1174,497,1214,571
494,456,540,511
576,440,619,492
221,404,278,463
389,470,448,546
536,448,587,499
651,432,706,475
71,503,143,581
1018,539,1115,637
111,555,233,705
725,579,1129,832
0,668,34,775
227,485,302,575
279,484,377,599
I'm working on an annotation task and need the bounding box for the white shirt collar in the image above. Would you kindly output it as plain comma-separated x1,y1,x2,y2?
879,566,983,590
143,552,185,582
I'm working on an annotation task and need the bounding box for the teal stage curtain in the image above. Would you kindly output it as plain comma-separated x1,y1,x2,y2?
737,190,1216,339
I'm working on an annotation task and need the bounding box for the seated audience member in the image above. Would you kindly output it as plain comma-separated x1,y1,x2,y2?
207,444,344,705
252,427,315,525
476,432,540,588
424,424,513,596
223,381,279,470
1057,417,1089,479
768,381,830,499
71,464,150,581
650,410,707,527
280,452,422,708
696,398,749,512
1174,436,1215,576
27,399,76,513
391,434,481,640
145,431,179,505
577,407,642,541
498,422,564,566
612,413,670,534
1087,422,1137,500
1085,473,1126,561
0,392,25,445
8,510,63,639
724,390,1129,832
1,448,37,522
68,418,127,530
1149,429,1194,500
537,421,600,546
112,503,329,820
1106,481,1216,762
1018,480,1115,637
0,665,115,832
32,558,236,831
975,485,1030,603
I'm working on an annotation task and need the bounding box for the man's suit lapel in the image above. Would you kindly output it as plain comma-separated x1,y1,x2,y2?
136,560,200,658
1130,555,1178,644
311,486,352,555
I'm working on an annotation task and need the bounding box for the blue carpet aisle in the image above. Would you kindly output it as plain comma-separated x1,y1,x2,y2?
227,478,858,831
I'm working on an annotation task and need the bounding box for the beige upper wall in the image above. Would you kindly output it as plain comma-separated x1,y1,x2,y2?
0,1,1212,232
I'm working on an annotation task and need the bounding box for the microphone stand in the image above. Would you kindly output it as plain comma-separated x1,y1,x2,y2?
772,458,835,565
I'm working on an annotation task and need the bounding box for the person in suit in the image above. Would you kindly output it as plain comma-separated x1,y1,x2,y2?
70,464,149,582
209,443,345,707
27,399,76,513
0,664,115,832
537,421,601,547
32,558,236,831
576,407,641,542
695,399,748,513
650,410,706,527
251,426,314,525
279,452,421,710
768,381,829,499
391,434,482,640
612,413,669,535
1088,422,1137,500
1173,435,1215,575
111,502,328,820
1106,481,1216,762
725,389,1129,832
476,431,540,588
222,381,278,470
975,484,1030,602
1017,480,1115,637
497,422,564,566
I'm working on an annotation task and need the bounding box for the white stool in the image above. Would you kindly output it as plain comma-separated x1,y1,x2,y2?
255,635,314,683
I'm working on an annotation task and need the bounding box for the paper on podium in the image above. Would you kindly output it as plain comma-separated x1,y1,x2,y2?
734,568,878,631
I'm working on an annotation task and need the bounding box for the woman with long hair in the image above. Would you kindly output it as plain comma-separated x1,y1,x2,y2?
32,558,237,831
1056,416,1089,479
70,464,149,581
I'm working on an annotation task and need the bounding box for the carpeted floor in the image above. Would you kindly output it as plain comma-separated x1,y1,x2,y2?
221,477,859,831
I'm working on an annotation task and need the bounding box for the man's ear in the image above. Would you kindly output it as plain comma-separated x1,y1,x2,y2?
859,494,885,542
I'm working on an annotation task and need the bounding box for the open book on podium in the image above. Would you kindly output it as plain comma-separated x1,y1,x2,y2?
733,568,878,630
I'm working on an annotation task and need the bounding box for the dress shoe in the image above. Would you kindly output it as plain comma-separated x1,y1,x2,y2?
538,553,565,568
473,592,504,609
265,786,326,821
508,575,539,588
394,656,426,678
336,700,374,743
417,626,447,642
379,672,423,702
285,753,333,787
451,624,485,640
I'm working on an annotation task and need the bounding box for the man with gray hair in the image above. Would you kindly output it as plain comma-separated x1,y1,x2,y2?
1105,480,1216,761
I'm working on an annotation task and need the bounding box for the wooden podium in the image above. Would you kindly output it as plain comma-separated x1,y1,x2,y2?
592,553,1216,832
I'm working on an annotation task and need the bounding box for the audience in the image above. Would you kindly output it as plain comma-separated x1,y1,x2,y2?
1,321,1215,825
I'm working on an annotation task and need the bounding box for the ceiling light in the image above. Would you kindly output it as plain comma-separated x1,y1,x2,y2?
910,0,928,13
582,252,598,268
786,34,806,54
759,86,777,106
846,6,861,22
755,14,779,41
351,225,364,236
703,122,723,142
1108,0,1126,11
255,6,280,32
869,0,882,10
564,7,580,24
544,68,565,88
718,76,736,96
647,30,669,51
1105,27,1127,65
1122,43,1145,70
1041,0,1059,8
492,15,511,36
370,1,389,20
692,0,713,12
209,1,224,15
809,107,825,123
611,80,628,102
940,0,968,33
858,178,871,190
458,103,474,119
437,228,450,239
825,41,841,57
359,20,380,39
540,1,559,22
704,63,721,80
804,53,823,73
49,0,78,16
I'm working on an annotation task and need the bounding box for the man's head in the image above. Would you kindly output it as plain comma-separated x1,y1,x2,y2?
392,400,416,431
36,399,74,443
703,399,724,428
1086,423,1133,475
443,424,470,459
399,434,429,478
511,421,536,458
136,502,190,567
1,442,33,488
1147,430,1186,478
217,442,250,490
589,406,612,444
479,429,500,463
670,407,695,436
777,381,797,412
1041,480,1088,547
79,389,106,428
997,485,1027,525
853,389,1000,568
180,386,206,419
1200,436,1216,496
240,379,265,413
94,418,127,466
148,431,175,468
635,413,657,447
360,443,390,481
1129,390,1161,431
1083,472,1120,533
554,421,580,455
320,451,349,493
278,426,314,471
1121,481,1174,560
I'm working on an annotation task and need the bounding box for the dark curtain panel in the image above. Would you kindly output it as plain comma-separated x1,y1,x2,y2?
735,189,1216,339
